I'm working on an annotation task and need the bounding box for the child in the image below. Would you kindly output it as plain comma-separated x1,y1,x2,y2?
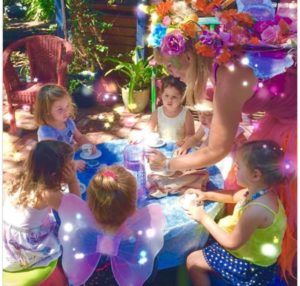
175,100,246,156
3,141,81,273
58,165,165,285
186,140,289,286
87,165,137,233
148,75,195,142
34,84,96,170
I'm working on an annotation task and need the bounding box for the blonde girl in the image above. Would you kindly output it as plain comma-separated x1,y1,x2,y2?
186,140,290,286
34,84,96,170
87,165,137,233
3,140,81,272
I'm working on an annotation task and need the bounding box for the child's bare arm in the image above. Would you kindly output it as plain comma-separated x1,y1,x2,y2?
187,187,248,204
73,127,96,152
188,203,263,250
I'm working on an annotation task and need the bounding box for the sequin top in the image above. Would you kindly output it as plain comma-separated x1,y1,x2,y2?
218,199,287,266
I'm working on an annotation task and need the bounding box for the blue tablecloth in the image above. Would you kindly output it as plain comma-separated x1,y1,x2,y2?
75,139,224,270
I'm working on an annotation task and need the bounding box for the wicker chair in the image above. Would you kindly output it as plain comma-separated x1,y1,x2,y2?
3,35,73,133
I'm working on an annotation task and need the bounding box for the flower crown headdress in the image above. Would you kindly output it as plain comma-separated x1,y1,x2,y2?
147,0,296,66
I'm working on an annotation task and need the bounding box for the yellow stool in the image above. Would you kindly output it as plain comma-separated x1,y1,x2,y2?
3,259,58,286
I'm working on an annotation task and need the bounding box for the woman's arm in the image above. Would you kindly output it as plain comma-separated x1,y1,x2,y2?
149,64,257,171
189,203,265,250
148,110,158,132
184,110,195,137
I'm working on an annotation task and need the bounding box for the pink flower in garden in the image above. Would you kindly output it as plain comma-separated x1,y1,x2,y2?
161,30,186,56
261,25,280,44
162,16,171,27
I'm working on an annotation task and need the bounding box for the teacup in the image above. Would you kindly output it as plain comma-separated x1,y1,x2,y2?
147,132,160,146
81,144,93,157
182,193,197,210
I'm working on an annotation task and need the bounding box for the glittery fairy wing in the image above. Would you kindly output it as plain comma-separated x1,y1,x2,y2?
58,194,101,286
111,204,166,286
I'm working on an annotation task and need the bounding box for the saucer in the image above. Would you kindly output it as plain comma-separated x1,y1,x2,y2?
80,149,102,160
147,139,166,148
86,160,100,168
80,183,86,194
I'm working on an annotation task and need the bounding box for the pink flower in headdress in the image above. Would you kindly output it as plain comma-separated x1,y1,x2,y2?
161,30,186,56
261,25,280,44
162,16,171,27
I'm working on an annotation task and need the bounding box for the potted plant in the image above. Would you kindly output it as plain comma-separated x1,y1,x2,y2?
105,47,153,113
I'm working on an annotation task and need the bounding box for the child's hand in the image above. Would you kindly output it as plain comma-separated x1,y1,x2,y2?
74,160,86,171
187,204,206,223
91,145,97,154
186,188,206,202
174,136,196,156
62,162,77,185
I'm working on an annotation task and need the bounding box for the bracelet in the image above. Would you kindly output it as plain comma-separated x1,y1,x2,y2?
163,158,171,172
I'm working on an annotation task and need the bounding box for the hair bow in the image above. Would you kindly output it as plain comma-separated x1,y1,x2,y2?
58,194,166,286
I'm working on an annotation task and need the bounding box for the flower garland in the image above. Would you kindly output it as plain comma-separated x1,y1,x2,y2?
147,0,296,65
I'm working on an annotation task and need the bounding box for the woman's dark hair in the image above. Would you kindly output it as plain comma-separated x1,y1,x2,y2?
237,140,292,186
161,75,186,96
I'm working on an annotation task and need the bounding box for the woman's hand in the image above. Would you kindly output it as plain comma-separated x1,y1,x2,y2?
147,149,167,171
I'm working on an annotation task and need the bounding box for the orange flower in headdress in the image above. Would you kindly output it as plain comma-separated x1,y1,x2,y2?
219,9,237,22
249,37,260,45
156,0,173,18
216,47,231,64
180,22,198,38
235,12,254,26
195,0,223,15
195,42,216,57
279,18,290,35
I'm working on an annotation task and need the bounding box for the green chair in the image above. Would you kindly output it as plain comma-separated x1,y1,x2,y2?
3,259,57,286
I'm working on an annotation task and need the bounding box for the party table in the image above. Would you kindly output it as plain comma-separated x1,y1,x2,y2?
75,139,224,270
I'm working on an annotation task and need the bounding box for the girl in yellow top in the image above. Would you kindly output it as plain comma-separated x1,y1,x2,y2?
186,140,291,286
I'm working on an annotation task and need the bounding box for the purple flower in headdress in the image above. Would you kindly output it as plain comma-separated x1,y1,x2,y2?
148,24,167,48
199,30,215,45
254,20,275,33
161,30,186,56
261,25,280,44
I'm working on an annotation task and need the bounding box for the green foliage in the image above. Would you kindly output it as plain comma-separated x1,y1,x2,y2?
22,0,55,21
68,0,112,73
105,47,159,105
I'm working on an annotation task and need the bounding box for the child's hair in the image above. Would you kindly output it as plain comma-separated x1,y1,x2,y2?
87,166,137,230
237,140,291,186
34,84,76,126
161,75,186,96
8,140,74,208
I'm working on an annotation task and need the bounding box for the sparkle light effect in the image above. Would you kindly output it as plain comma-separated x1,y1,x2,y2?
138,250,148,265
74,253,85,259
76,213,82,220
260,243,278,258
146,228,156,238
64,223,73,232
63,235,70,241
228,64,235,72
138,230,143,236
241,57,250,65
258,82,264,88
242,81,248,87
